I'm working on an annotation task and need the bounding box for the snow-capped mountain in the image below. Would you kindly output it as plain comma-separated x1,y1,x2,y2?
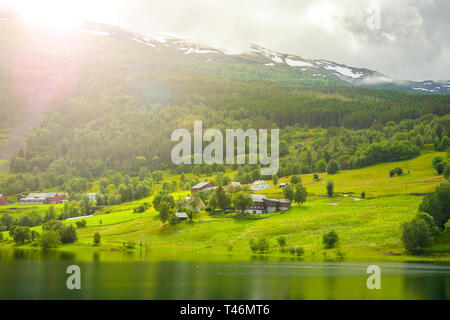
116,28,450,94
1,11,449,94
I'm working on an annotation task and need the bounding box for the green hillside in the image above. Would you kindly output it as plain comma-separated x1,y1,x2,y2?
1,152,448,261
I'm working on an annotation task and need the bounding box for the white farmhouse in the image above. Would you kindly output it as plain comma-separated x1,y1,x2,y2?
251,180,270,191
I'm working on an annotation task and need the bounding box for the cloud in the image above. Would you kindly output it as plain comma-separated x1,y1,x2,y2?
1,0,449,80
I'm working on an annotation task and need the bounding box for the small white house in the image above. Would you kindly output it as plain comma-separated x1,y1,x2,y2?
174,212,189,222
251,180,270,191
279,182,289,189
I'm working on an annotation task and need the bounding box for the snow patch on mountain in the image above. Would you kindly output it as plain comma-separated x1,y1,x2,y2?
285,58,314,68
323,64,363,79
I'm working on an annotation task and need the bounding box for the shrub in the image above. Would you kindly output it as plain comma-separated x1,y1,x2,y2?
249,237,270,254
75,220,87,228
11,226,31,245
327,160,340,175
435,161,447,175
133,204,146,213
419,182,450,229
432,156,443,167
313,173,319,181
323,230,339,249
277,236,286,248
326,180,334,197
316,160,327,173
401,218,432,255
291,175,300,185
60,225,77,244
122,241,136,250
40,231,61,249
93,232,101,246
295,247,305,257
444,164,450,180
390,167,403,177
361,191,366,199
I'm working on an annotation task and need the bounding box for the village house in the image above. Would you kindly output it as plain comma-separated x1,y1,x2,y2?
174,212,189,222
182,196,206,212
20,193,61,205
279,182,289,189
245,195,291,214
85,193,97,203
251,180,270,191
0,194,7,206
228,181,242,193
191,181,214,194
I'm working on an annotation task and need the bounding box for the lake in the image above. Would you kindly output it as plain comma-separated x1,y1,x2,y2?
0,249,449,300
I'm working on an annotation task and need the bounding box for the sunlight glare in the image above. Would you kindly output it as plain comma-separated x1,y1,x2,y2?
13,0,114,31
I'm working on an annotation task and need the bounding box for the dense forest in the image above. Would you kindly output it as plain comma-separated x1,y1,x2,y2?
0,15,449,196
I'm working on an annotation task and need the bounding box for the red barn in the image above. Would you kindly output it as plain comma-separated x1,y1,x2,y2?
191,181,214,194
0,194,7,206
20,193,61,205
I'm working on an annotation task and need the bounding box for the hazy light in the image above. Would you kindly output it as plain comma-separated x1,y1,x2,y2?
12,0,117,30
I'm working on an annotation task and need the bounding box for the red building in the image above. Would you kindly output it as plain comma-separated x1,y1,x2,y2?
191,181,214,194
0,194,7,206
20,193,61,205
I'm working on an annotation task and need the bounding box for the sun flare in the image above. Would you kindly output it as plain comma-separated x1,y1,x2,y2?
13,0,112,30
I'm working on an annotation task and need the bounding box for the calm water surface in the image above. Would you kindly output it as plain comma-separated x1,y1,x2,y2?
0,249,449,300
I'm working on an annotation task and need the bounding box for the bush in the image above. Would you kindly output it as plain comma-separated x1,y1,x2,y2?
444,164,450,180
133,204,147,213
419,182,450,229
295,247,305,257
60,225,77,244
11,226,31,244
122,241,136,250
326,180,334,197
291,175,300,185
93,232,101,246
277,236,286,248
75,220,87,228
40,231,61,249
327,160,340,175
313,173,319,181
323,230,339,249
361,191,366,199
390,167,403,177
435,161,447,175
401,218,432,255
249,237,270,254
432,156,443,167
316,160,327,173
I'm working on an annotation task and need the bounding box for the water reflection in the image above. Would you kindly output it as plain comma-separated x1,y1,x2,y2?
0,249,449,300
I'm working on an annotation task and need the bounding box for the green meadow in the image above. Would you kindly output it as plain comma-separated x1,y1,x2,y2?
1,152,448,262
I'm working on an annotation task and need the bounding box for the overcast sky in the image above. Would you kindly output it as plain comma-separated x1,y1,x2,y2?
1,0,449,81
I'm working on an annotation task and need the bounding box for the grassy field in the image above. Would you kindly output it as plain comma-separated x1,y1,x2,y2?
0,152,448,262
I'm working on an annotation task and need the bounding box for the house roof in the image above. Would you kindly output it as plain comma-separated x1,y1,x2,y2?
27,193,58,199
251,194,268,203
192,181,213,189
21,197,47,201
252,180,269,186
183,197,206,208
